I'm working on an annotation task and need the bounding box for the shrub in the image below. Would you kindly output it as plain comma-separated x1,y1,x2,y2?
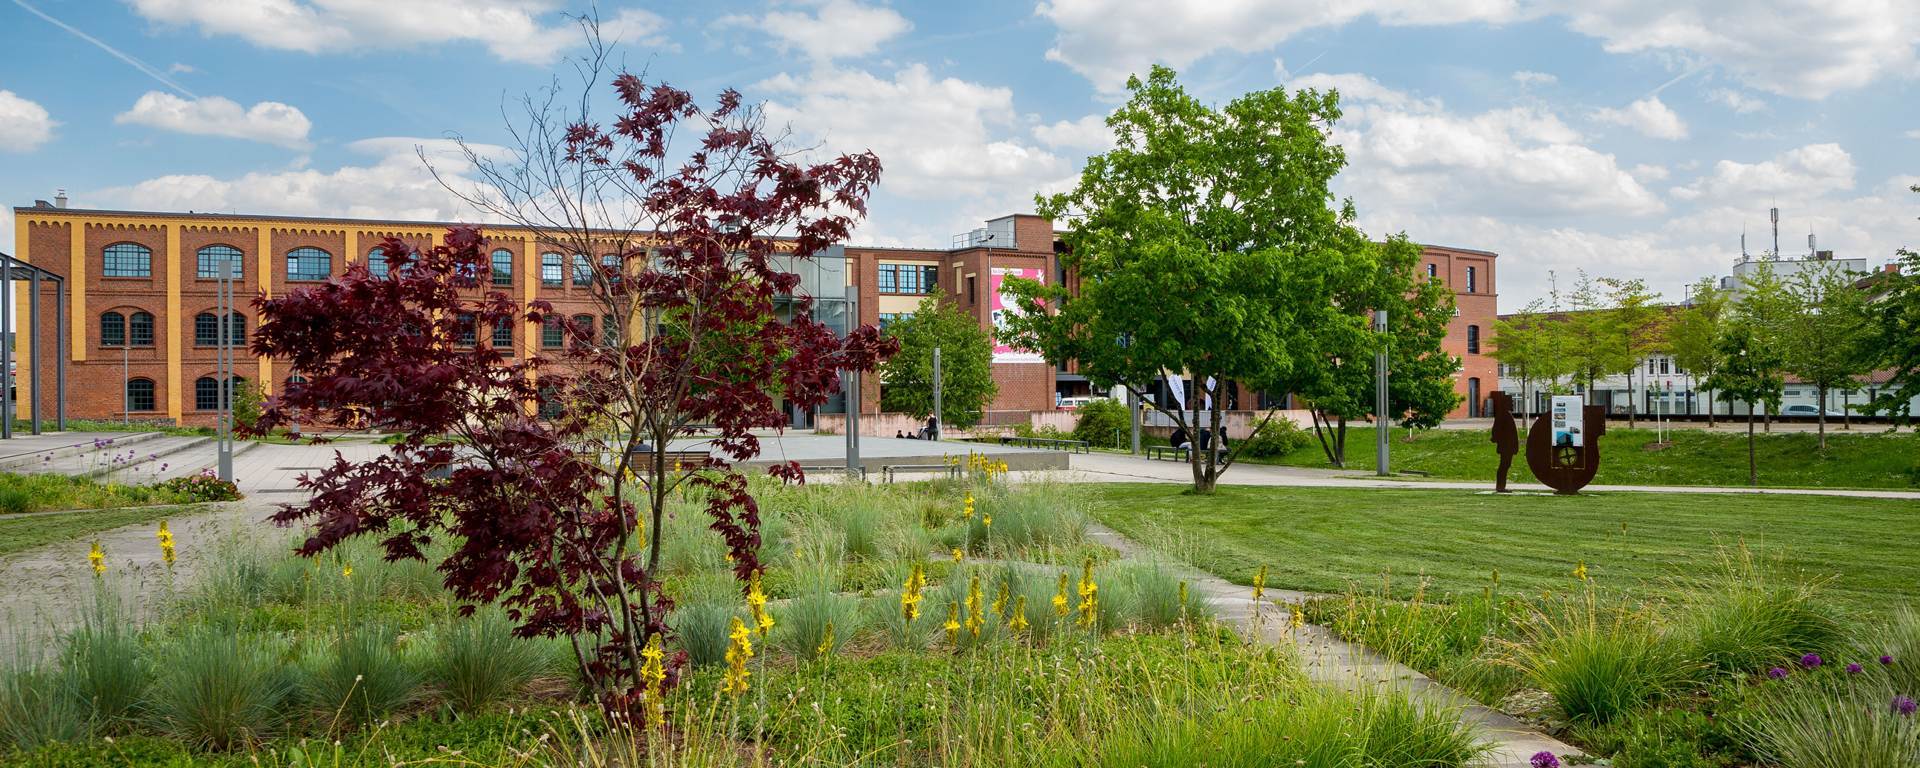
1679,547,1848,677
423,610,546,714
144,628,294,750
152,470,242,502
1071,398,1131,448
1237,415,1313,458
298,628,421,730
1503,598,1693,724
0,664,89,751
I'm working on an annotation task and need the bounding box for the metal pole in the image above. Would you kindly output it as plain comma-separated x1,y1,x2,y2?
1129,387,1141,455
122,343,129,427
28,267,40,434
0,264,11,439
931,346,942,442
1374,310,1389,477
55,282,65,431
844,282,860,479
216,256,234,481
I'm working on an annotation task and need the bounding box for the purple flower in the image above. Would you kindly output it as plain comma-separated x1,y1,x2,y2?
1883,655,1896,666
1530,751,1560,768
1800,653,1824,669
1847,663,1864,675
1894,696,1917,717
1768,667,1790,679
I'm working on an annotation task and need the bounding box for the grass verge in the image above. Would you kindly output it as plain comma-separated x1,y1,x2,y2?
0,504,208,558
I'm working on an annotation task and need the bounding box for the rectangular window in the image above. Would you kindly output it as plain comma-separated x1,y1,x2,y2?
573,254,592,286
492,250,514,286
1660,359,1670,375
1466,324,1480,355
1465,266,1478,293
603,313,618,347
1426,263,1437,278
129,313,154,347
541,253,562,287
967,275,977,303
542,317,565,348
878,312,911,331
126,380,155,412
456,313,477,347
877,264,938,294
876,265,897,293
492,317,514,354
102,314,126,347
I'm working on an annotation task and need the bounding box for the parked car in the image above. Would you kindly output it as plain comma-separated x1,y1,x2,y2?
1782,404,1846,417
1057,396,1109,410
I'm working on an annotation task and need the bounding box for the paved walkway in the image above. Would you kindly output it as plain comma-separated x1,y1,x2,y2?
1084,521,1575,768
1041,451,1920,500
0,440,390,657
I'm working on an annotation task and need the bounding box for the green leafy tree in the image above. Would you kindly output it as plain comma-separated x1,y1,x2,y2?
1002,65,1358,493
1279,235,1461,468
1600,278,1664,429
1864,185,1919,428
1667,278,1728,426
1733,262,1795,432
1783,263,1877,448
879,291,997,429
1705,321,1785,486
1490,299,1572,422
1559,272,1618,398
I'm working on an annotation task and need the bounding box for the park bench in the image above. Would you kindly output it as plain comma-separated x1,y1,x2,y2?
998,436,1091,454
882,463,963,483
796,464,865,479
1145,445,1187,461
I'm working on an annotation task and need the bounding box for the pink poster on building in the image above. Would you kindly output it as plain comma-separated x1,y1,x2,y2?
991,267,1045,363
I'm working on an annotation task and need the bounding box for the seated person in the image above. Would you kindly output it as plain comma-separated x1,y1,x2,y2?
1168,427,1191,452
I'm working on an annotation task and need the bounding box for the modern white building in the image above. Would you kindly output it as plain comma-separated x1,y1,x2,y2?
1497,354,1917,421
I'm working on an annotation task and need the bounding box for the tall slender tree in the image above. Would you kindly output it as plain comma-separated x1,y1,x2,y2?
1705,321,1784,486
880,291,998,429
1863,185,1919,428
1783,263,1876,448
1667,278,1728,426
1734,262,1794,432
1600,278,1664,429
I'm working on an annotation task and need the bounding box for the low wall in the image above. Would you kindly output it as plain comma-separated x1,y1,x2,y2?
814,408,1316,440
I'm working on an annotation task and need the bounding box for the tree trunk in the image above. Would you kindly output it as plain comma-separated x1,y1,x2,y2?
1703,377,1714,428
1816,384,1828,450
1747,407,1757,486
1628,365,1638,430
1309,408,1343,469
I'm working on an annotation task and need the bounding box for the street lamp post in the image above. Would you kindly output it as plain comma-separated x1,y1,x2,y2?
931,346,942,442
214,254,236,481
1374,310,1390,477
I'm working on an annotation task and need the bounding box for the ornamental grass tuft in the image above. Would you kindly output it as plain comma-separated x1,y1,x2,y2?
144,626,294,750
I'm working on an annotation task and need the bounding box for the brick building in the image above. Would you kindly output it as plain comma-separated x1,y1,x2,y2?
1421,245,1500,417
10,202,1496,426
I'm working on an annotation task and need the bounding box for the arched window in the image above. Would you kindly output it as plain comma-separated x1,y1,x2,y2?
571,314,594,344
129,311,155,346
572,254,592,286
287,247,332,281
541,253,562,286
491,316,514,354
195,312,219,346
126,378,156,412
1466,324,1481,355
195,376,221,411
197,244,243,279
542,316,565,348
100,312,126,347
491,249,514,286
103,243,152,278
368,247,390,279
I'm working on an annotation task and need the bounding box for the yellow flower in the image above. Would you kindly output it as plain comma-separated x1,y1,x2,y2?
747,570,774,636
944,603,961,645
951,547,965,563
723,617,753,695
964,574,985,639
342,564,353,578
816,621,836,658
983,512,993,529
991,580,1010,619
1052,573,1071,616
1008,596,1030,634
1178,581,1189,610
155,521,176,568
88,541,106,576
639,633,666,720
1572,561,1589,582
1290,603,1305,630
900,563,927,622
1076,558,1099,629
1252,565,1267,604
963,492,975,520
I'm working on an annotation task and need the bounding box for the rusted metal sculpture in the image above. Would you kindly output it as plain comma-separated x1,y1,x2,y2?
1526,404,1606,494
1489,391,1518,493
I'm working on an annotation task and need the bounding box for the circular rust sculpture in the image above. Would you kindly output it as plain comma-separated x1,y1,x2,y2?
1525,404,1607,494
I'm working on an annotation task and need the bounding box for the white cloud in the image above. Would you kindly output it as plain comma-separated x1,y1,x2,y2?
1512,70,1557,86
1037,0,1531,92
1290,72,1443,112
115,92,312,149
167,62,197,74
1904,129,1920,140
96,136,510,222
124,1,669,65
1592,96,1688,140
1670,143,1857,201
1038,0,1920,98
757,64,1068,200
1708,88,1766,114
1032,113,1113,151
717,0,910,62
0,90,56,152
1629,163,1669,182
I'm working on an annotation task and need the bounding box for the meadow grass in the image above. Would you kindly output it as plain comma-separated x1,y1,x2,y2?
0,503,207,558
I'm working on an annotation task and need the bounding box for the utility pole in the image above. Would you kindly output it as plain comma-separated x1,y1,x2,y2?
1374,310,1390,477
931,346,942,442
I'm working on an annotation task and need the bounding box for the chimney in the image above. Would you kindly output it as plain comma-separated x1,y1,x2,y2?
53,189,68,209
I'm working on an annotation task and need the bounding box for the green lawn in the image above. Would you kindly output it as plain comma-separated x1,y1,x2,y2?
1091,483,1920,613
0,504,206,557
1252,426,1920,489
0,472,197,515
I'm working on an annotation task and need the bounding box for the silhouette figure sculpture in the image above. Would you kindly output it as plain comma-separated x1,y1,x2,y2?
1489,392,1519,493
1526,404,1607,494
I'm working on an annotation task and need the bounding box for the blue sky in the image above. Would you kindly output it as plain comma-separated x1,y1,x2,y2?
2,0,1916,308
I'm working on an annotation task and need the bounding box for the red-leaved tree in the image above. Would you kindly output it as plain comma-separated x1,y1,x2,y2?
248,28,892,722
